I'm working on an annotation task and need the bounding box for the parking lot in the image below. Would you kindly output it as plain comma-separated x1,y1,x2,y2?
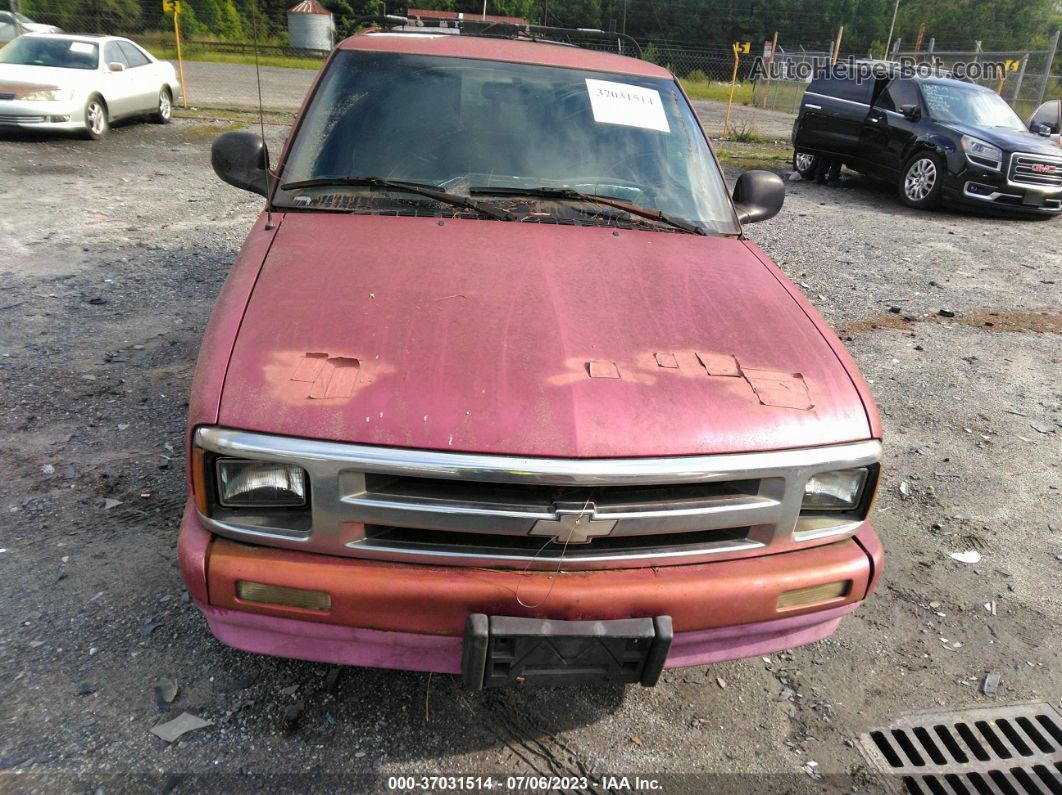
0,115,1059,792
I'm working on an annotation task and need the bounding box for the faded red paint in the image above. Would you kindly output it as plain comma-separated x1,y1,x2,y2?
336,31,672,79
181,32,885,677
213,214,871,457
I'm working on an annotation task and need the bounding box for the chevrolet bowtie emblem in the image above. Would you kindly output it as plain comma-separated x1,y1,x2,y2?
529,503,617,545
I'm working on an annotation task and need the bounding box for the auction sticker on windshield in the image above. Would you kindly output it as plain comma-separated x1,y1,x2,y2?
585,78,670,133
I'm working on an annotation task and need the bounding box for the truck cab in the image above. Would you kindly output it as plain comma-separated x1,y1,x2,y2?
183,26,883,689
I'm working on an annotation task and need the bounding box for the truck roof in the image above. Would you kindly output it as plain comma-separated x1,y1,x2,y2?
337,32,671,79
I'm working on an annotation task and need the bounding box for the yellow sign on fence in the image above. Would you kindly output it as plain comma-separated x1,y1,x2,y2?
733,41,750,55
162,0,180,13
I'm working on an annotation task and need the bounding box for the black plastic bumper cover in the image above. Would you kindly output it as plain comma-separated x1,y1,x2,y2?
462,613,673,690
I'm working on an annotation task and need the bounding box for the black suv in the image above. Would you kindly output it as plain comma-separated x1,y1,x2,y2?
792,64,1062,216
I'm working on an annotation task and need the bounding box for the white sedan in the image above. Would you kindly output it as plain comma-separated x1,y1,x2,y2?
0,33,181,139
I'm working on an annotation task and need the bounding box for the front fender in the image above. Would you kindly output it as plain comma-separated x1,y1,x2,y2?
903,134,961,173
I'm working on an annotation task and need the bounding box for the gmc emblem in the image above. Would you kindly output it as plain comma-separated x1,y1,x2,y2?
1031,163,1057,174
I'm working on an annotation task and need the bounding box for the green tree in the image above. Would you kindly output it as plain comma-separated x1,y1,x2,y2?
21,0,141,32
191,0,245,38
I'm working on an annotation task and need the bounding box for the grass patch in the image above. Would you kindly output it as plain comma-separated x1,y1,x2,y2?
681,79,755,104
725,121,766,143
715,143,793,172
174,107,295,125
179,120,246,138
154,48,323,71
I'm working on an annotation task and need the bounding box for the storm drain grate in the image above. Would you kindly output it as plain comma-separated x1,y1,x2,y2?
859,702,1062,794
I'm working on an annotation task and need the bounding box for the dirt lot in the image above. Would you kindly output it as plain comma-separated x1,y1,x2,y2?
0,117,1059,794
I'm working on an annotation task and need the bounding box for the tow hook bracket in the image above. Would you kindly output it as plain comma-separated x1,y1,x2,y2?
461,613,673,690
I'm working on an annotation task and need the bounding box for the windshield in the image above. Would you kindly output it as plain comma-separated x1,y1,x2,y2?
0,37,99,69
277,51,738,234
921,82,1026,131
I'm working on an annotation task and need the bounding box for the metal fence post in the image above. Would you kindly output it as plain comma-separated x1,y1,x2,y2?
1012,52,1029,107
1035,30,1060,107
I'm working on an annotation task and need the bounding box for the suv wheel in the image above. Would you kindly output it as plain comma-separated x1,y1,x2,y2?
900,152,943,209
793,152,817,179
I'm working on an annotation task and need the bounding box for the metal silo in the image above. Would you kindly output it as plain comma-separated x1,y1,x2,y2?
287,0,333,52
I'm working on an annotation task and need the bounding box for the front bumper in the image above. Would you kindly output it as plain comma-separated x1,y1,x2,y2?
945,162,1062,215
0,98,84,131
179,499,883,675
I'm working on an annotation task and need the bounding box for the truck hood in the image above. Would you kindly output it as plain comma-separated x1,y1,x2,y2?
944,121,1062,156
219,214,871,457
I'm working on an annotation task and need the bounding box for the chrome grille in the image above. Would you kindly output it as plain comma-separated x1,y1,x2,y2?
1009,152,1062,188
195,427,881,570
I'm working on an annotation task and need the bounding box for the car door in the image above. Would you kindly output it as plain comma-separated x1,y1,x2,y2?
860,78,923,177
1028,100,1061,144
100,40,135,117
798,68,872,156
117,40,158,113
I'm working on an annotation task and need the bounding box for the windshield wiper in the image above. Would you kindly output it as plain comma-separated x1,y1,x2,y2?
469,186,707,235
280,176,516,222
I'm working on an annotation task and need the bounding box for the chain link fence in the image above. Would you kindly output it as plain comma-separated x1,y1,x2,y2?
4,5,1060,121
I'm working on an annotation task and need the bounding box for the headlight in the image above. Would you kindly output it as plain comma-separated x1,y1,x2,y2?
961,135,1003,170
802,468,869,511
21,87,72,101
216,459,308,508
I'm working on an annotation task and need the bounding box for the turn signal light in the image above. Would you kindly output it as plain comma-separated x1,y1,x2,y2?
776,580,850,610
236,581,331,612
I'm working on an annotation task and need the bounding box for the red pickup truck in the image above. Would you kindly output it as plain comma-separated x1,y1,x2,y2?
182,28,883,688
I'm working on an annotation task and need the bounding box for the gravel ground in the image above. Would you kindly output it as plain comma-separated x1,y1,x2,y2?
180,61,318,112
0,117,1060,794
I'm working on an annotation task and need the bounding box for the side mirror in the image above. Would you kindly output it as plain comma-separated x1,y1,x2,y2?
899,104,921,121
732,170,785,225
211,131,269,196
1029,122,1052,137
107,62,125,72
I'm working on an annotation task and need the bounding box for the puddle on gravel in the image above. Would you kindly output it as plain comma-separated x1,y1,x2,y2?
840,309,1062,337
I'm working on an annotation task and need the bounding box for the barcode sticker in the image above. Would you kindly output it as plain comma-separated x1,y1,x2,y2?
585,78,670,133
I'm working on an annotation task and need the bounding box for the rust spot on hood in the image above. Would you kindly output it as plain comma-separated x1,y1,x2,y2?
308,357,361,399
696,352,741,377
742,369,814,410
588,360,621,379
290,352,329,383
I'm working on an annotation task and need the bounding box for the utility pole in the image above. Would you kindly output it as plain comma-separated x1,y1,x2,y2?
482,0,487,20
885,0,900,59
